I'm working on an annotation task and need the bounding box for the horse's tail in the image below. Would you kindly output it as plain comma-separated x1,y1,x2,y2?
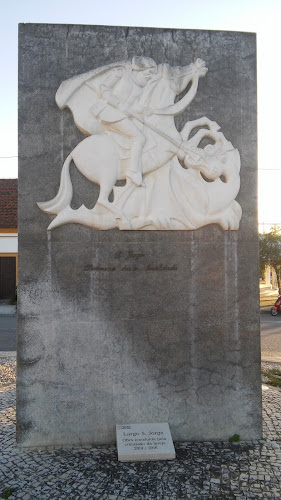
37,154,73,215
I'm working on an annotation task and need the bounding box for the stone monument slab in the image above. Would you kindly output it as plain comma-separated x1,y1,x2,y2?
116,422,175,461
17,24,261,447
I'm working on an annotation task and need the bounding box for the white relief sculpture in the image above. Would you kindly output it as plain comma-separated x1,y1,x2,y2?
38,56,242,231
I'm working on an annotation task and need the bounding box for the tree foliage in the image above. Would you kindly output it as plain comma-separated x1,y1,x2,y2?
259,226,281,293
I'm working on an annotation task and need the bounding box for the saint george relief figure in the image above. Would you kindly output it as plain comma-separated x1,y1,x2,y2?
38,56,242,231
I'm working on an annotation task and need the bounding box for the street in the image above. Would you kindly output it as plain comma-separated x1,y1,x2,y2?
0,315,16,351
260,313,281,361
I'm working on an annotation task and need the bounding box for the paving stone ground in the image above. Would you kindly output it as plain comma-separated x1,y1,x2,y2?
1,357,281,499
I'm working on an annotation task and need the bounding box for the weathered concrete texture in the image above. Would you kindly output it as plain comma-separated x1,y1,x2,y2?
18,24,260,446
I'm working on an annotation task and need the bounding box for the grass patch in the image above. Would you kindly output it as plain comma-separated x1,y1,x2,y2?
262,368,281,388
229,434,240,443
1,488,14,499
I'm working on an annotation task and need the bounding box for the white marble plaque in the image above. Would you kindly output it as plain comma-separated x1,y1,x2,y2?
116,422,175,462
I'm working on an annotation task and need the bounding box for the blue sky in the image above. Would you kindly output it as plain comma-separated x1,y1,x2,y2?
0,0,280,223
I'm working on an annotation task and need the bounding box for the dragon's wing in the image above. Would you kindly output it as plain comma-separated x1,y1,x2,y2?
55,61,128,136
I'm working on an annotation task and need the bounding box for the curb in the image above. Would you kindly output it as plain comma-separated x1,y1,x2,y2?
261,356,281,364
0,305,16,316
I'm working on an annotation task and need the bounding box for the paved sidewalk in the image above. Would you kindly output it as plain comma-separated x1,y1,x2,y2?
0,306,16,317
1,357,281,499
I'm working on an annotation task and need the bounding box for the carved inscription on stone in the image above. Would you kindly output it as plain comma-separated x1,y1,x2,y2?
38,57,242,231
84,264,178,272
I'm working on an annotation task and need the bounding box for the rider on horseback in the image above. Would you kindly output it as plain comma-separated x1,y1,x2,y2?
90,56,158,187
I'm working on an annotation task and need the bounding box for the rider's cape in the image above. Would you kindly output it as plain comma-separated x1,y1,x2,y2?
55,61,130,136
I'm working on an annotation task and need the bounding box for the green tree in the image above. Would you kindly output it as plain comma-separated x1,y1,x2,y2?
259,226,281,294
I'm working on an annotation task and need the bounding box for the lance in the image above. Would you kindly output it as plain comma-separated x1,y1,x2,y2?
130,110,208,168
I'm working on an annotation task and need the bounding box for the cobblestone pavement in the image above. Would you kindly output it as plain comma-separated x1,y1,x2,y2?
1,358,281,499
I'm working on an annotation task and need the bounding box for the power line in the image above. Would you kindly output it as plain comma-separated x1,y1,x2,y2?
0,156,18,159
